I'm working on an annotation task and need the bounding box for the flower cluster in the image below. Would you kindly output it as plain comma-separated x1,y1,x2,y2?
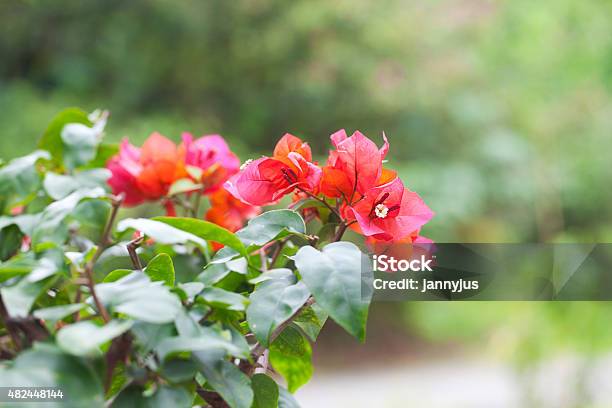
225,130,434,243
107,130,433,244
107,132,260,233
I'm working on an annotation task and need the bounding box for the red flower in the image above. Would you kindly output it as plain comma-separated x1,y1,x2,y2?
224,134,321,206
320,130,389,202
206,189,261,233
107,133,185,205
179,133,240,193
347,177,434,242
366,231,435,260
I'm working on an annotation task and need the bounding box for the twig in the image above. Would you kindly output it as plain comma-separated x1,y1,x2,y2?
192,188,204,217
0,294,49,351
333,221,349,242
196,387,230,408
250,240,276,257
172,195,194,216
294,186,342,220
72,288,82,322
100,194,124,248
0,294,22,351
259,251,268,272
307,234,319,246
82,265,110,323
10,318,48,347
82,193,124,323
104,333,132,393
126,236,144,270
269,240,287,267
254,349,269,374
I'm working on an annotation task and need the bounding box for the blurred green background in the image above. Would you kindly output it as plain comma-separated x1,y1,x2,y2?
1,1,612,406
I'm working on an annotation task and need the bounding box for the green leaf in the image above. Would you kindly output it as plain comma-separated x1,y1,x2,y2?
0,224,22,262
161,359,199,383
293,242,372,341
0,214,40,237
293,303,328,342
174,309,203,337
200,287,249,311
33,303,86,322
61,122,103,169
145,253,175,286
0,150,49,206
0,343,104,405
56,319,133,356
177,282,205,301
38,107,92,163
0,275,56,317
185,165,203,180
236,210,306,247
156,334,248,361
168,178,203,196
316,222,339,244
228,325,251,358
0,253,39,283
149,385,192,408
65,249,93,268
278,386,300,408
70,199,111,241
43,169,110,200
85,142,119,169
197,258,249,286
131,321,175,354
290,197,328,212
31,187,106,245
117,218,206,248
112,292,180,324
269,325,313,393
95,271,182,324
211,246,243,264
251,374,279,408
106,362,127,399
112,385,148,408
93,244,133,276
247,269,310,346
194,352,253,408
103,269,132,283
154,217,246,256
270,242,299,269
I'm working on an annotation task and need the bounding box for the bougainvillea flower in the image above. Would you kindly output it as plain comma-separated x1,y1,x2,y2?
366,230,434,255
107,133,184,205
273,133,313,164
107,139,145,205
320,130,389,202
348,177,433,241
224,134,321,206
206,188,261,233
179,133,240,192
366,232,436,269
137,133,185,198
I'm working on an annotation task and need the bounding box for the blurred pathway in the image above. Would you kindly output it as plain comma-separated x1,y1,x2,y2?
295,355,612,408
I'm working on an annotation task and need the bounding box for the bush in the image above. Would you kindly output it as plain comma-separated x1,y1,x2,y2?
0,108,433,407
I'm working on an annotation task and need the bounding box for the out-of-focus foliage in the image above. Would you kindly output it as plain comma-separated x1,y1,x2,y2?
408,302,612,368
1,0,612,242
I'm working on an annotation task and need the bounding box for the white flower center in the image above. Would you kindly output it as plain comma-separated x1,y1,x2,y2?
374,203,389,219
240,159,253,170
